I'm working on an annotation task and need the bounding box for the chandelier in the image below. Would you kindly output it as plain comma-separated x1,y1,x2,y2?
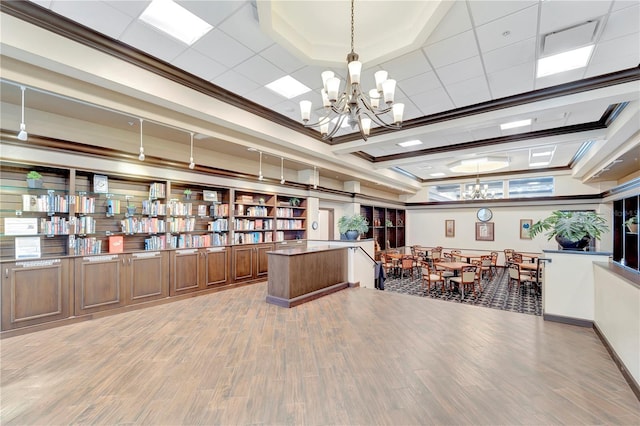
464,176,494,200
299,0,404,141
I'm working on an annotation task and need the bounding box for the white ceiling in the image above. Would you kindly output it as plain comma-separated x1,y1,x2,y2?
4,0,640,191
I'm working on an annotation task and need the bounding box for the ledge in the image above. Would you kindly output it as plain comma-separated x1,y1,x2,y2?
594,261,640,290
543,249,612,256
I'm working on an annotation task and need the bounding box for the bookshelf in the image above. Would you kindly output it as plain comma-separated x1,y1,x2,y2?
360,205,405,251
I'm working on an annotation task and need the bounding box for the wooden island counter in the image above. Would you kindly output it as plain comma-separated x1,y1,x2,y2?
266,246,348,307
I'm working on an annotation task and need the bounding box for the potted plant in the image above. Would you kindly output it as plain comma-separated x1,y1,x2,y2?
289,197,300,207
625,214,638,233
183,188,192,200
528,210,609,250
338,214,369,240
26,171,43,188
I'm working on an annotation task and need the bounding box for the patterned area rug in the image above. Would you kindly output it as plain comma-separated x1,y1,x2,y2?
383,267,542,316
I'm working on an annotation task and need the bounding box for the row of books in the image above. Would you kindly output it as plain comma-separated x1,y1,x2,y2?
22,194,75,213
234,218,273,230
234,231,273,244
210,203,229,217
276,219,304,230
144,234,166,250
168,201,193,216
236,205,269,216
149,182,166,199
40,216,95,235
236,194,255,203
208,219,229,232
120,217,166,234
167,233,228,248
69,235,102,255
166,217,196,232
141,200,167,216
276,207,304,218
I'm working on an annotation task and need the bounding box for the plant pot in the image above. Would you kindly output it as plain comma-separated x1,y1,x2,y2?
26,178,43,189
555,235,591,250
627,224,638,234
345,230,360,240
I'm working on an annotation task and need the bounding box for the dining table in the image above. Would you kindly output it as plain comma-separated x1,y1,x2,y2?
433,261,473,297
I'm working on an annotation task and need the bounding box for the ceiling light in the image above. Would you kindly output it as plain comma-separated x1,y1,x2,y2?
138,118,145,161
398,140,423,147
531,151,553,157
17,86,28,141
449,156,510,173
500,119,531,130
188,132,195,169
266,76,311,99
430,172,446,177
139,0,213,45
299,0,403,141
536,45,594,78
529,161,551,167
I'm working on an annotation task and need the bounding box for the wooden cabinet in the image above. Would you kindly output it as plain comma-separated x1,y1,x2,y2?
1,258,71,331
232,243,273,282
74,254,126,315
125,251,169,304
170,246,229,295
360,205,406,251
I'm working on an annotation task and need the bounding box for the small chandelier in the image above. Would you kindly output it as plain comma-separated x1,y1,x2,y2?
464,176,494,200
299,0,404,141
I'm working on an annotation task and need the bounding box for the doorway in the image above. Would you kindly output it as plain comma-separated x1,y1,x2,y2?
318,208,334,240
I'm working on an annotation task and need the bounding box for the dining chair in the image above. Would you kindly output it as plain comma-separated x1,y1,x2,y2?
379,254,395,278
420,262,446,294
504,249,515,266
449,265,479,298
490,251,499,275
512,252,523,263
399,256,415,280
480,255,493,282
508,263,534,292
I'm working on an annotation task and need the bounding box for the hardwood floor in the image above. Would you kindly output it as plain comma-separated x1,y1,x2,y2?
1,283,639,425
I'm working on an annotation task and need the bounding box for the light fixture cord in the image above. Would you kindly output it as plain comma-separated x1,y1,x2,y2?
190,132,194,157
350,0,355,54
20,86,25,124
139,118,143,148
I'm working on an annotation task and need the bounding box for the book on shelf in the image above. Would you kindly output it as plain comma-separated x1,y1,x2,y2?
108,235,124,253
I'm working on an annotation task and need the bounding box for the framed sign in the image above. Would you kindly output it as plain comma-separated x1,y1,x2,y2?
475,222,494,241
445,219,455,237
520,219,533,239
93,174,108,193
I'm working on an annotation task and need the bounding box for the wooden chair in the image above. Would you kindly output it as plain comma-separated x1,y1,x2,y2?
449,265,479,298
511,252,523,263
480,255,493,282
420,262,446,294
508,263,534,292
379,254,395,277
399,256,415,279
504,249,515,266
490,251,499,275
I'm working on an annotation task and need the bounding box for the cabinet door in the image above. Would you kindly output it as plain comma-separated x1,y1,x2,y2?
256,243,273,278
1,259,71,331
170,249,202,295
74,254,125,315
202,248,228,287
126,251,169,304
232,246,254,281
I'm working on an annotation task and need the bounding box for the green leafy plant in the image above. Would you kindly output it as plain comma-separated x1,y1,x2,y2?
26,171,42,179
529,210,609,242
289,197,300,207
625,214,638,226
183,189,192,195
338,214,369,235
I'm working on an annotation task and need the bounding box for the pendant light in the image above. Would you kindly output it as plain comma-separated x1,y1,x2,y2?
258,151,264,181
138,118,145,161
280,157,285,184
17,86,28,141
188,132,195,169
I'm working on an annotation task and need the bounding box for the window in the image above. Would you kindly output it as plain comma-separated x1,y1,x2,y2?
508,177,554,198
429,184,460,201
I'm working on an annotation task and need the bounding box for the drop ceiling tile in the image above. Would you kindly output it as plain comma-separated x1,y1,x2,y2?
393,94,422,121
424,30,479,68
612,0,639,11
244,86,288,108
539,0,613,34
50,0,132,40
233,55,286,86
412,87,454,115
218,2,274,52
179,1,245,27
600,4,640,41
585,32,640,77
192,29,254,68
212,70,261,96
290,66,331,91
260,44,306,74
482,37,536,74
531,118,568,131
424,0,472,44
435,56,484,86
446,76,491,108
534,68,586,89
104,0,147,18
487,62,535,99
381,50,432,81
399,71,442,95
120,21,187,63
468,0,538,26
27,0,51,8
475,5,538,53
172,49,228,82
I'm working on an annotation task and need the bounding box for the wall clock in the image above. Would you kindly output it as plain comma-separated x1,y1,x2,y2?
312,221,319,230
476,208,493,222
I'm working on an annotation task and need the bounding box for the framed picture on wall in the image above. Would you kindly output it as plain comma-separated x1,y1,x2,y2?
475,222,494,241
445,219,455,237
520,219,533,239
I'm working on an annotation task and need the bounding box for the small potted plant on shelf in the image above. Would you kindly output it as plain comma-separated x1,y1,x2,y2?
338,214,369,240
26,170,43,188
385,219,393,227
183,188,192,200
528,210,609,250
625,214,638,233
289,197,300,207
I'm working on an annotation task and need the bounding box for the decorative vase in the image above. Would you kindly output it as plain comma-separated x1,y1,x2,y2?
26,178,43,189
345,230,359,240
555,235,591,250
627,224,638,234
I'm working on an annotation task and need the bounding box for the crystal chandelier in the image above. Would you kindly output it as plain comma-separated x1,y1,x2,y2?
299,0,404,141
464,176,494,200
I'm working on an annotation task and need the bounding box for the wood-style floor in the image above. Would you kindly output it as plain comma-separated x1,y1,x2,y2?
1,283,639,425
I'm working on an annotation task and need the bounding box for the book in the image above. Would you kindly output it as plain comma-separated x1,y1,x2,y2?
108,235,124,253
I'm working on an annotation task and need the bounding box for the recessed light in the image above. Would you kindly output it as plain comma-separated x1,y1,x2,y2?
529,161,551,167
430,172,446,177
531,151,552,157
536,45,594,78
397,140,423,147
500,119,532,130
139,0,213,45
265,76,311,99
